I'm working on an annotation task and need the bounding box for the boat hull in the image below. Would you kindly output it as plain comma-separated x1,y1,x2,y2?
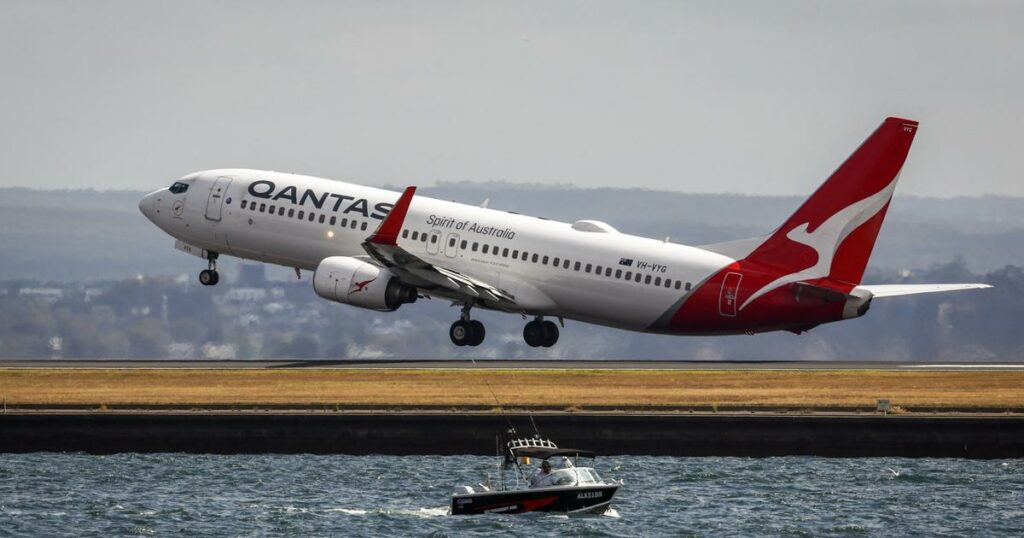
450,484,618,515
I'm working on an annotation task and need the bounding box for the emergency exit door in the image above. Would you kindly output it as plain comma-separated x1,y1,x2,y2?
205,177,233,221
719,272,743,317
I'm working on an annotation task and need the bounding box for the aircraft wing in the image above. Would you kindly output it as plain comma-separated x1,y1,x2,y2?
856,283,992,298
361,186,516,306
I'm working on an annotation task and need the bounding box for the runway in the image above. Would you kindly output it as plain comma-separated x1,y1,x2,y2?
1,359,1022,370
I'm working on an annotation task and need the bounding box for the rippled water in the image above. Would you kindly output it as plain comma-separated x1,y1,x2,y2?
1,454,1021,537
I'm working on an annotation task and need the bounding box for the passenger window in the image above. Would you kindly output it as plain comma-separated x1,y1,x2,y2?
402,230,409,238
574,262,581,271
532,254,539,263
268,205,275,214
492,245,499,254
595,265,602,275
412,231,419,240
241,200,248,209
521,251,528,260
635,273,642,283
563,260,570,269
330,216,336,225
655,277,661,286
319,214,326,223
685,282,691,291
298,210,305,219
553,257,560,266
502,248,509,257
542,256,549,265
483,245,489,254
259,203,266,212
512,250,519,258
449,238,456,247
361,222,367,231
615,269,622,279
431,234,438,244
421,234,426,242
605,267,612,277
585,264,592,273
461,240,468,249
664,279,671,288
351,220,358,229
675,281,682,290
288,209,295,218
645,275,652,284
308,213,315,222
625,271,632,280
472,242,478,251
278,207,285,216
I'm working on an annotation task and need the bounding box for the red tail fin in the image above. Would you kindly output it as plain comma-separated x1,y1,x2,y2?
743,117,918,288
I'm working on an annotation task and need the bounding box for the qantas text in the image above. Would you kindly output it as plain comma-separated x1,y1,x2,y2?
247,180,393,219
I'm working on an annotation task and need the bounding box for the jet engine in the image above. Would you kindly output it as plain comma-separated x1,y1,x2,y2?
313,256,417,312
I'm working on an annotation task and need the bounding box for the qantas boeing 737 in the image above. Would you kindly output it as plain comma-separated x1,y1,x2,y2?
139,117,990,347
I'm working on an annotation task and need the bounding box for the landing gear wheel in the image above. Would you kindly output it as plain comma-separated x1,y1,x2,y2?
199,269,219,286
450,320,472,347
523,320,545,347
468,320,486,347
541,320,559,347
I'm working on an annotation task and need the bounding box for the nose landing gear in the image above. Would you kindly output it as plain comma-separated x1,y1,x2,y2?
450,304,485,347
198,254,220,286
523,317,559,347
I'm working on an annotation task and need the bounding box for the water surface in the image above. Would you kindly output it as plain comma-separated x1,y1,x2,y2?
1,454,1021,536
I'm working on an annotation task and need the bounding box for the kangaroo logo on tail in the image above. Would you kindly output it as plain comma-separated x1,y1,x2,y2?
740,176,899,310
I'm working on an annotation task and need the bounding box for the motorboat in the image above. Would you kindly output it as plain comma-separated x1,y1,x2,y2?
449,437,620,515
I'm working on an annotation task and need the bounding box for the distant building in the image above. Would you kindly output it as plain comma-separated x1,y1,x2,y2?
223,288,268,302
19,287,63,304
236,263,267,287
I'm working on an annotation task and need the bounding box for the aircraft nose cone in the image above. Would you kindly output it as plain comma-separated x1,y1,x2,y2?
139,191,159,222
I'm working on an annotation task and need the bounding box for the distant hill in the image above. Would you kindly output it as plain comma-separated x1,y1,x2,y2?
1,185,1023,281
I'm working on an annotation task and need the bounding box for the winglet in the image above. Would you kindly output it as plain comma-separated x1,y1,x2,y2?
369,186,416,245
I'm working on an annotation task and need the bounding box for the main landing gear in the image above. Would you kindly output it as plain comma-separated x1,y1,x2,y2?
523,317,559,347
198,254,220,286
450,304,485,347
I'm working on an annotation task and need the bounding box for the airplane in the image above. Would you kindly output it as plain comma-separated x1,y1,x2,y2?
139,117,990,347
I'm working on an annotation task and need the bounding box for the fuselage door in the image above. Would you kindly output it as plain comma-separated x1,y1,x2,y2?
426,229,442,255
444,233,460,258
205,176,233,221
719,272,743,317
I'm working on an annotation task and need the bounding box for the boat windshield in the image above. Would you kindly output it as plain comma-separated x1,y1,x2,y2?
531,467,605,488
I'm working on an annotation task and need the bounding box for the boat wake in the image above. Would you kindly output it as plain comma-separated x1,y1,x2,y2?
326,506,448,518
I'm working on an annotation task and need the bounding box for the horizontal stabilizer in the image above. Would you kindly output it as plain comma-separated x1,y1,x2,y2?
856,283,992,298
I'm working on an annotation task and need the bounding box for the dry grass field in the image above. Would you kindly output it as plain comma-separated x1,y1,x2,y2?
1,368,1023,410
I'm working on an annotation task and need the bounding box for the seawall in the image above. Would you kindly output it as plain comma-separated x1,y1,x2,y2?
2,412,1022,458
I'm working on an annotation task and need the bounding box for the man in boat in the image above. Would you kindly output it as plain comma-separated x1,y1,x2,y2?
529,460,553,487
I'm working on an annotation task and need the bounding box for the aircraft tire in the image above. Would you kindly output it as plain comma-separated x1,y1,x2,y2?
523,320,545,347
468,320,485,346
541,320,559,347
199,269,216,286
450,320,471,346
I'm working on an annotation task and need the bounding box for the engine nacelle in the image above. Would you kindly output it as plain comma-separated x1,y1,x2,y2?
313,256,418,312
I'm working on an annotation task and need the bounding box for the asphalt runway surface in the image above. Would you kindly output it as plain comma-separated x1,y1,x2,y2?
2,359,1022,370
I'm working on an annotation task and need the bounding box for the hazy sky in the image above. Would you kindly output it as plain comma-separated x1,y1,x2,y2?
1,1,1021,196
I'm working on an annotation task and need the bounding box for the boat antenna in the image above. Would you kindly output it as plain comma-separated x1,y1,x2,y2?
529,413,542,438
470,358,516,435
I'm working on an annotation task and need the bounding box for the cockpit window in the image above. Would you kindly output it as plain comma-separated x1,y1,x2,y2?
169,182,190,194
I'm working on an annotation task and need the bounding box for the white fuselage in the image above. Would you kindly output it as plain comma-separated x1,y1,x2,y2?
140,169,734,332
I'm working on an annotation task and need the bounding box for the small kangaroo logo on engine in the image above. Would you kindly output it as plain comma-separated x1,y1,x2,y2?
352,278,376,293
